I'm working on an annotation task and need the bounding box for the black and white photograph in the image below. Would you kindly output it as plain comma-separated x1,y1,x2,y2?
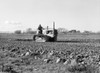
0,0,100,73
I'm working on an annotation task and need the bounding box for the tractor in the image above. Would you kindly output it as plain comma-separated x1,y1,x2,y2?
33,22,58,42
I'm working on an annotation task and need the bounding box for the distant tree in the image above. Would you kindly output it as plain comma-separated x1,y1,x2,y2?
14,30,21,34
69,30,77,33
68,30,81,34
82,30,95,35
25,28,36,34
83,31,90,33
57,28,68,34
83,31,94,34
76,30,81,33
27,28,32,32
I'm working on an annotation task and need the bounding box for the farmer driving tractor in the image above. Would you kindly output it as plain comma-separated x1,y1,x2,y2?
37,24,44,34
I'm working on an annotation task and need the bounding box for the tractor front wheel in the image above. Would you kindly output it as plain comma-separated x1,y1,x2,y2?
33,35,49,42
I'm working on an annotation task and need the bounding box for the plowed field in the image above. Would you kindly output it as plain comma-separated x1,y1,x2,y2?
0,33,100,73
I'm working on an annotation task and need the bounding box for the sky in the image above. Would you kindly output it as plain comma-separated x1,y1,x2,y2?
0,0,100,32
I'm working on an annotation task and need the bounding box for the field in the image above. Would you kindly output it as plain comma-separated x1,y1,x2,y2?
0,33,100,73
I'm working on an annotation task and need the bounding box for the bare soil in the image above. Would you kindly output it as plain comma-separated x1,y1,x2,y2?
0,33,100,73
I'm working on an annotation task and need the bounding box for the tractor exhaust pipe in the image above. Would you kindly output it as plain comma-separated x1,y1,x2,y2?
53,21,55,30
53,21,55,37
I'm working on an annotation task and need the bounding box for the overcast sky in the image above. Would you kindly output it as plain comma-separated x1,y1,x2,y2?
0,0,100,32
